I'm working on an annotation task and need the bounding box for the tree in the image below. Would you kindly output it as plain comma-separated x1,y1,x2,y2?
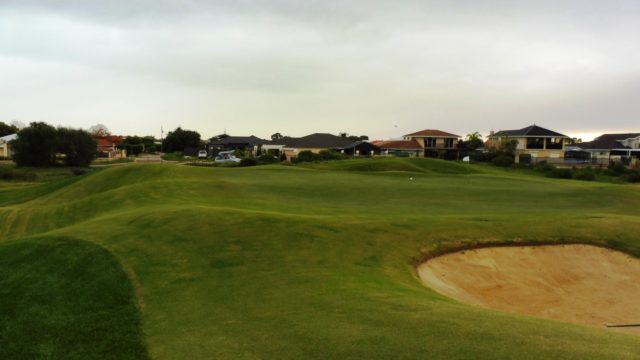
339,132,348,138
56,128,97,167
499,138,519,156
0,121,18,137
12,122,58,167
463,132,484,150
271,132,283,141
347,135,369,141
163,127,201,152
89,124,111,138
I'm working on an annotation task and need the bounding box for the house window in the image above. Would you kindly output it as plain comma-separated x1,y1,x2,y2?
444,138,454,148
526,137,544,149
545,138,563,150
424,138,436,147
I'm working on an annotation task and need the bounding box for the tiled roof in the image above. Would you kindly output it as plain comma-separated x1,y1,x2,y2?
404,129,460,138
572,133,640,150
208,135,275,146
491,125,568,138
334,141,381,151
372,139,423,150
0,134,17,143
281,133,353,148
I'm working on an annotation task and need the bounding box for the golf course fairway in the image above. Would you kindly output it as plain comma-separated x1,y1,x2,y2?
1,158,640,359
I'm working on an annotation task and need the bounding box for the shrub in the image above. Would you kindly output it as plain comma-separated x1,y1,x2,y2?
547,168,573,179
317,150,345,161
574,167,596,181
257,154,279,164
607,161,628,176
294,150,319,163
470,151,498,163
491,154,514,167
239,158,257,167
534,160,555,173
627,170,640,183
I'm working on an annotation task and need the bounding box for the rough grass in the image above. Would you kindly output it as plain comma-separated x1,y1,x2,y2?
0,159,639,359
0,237,148,359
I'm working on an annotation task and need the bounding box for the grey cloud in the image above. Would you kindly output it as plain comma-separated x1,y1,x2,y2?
0,0,639,138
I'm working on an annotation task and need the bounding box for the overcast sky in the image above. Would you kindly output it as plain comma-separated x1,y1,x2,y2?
1,1,639,140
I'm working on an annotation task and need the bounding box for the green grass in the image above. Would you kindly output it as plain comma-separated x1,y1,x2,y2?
1,158,640,359
160,152,184,162
92,157,136,165
0,237,148,359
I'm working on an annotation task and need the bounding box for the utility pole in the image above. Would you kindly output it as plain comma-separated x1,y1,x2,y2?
160,126,164,154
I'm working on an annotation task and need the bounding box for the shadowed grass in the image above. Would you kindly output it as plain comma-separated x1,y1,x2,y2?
0,237,148,360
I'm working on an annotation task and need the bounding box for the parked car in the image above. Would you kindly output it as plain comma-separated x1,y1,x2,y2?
214,151,242,163
198,150,208,159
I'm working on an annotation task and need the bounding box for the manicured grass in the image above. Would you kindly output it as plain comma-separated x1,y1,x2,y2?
160,152,184,162
92,157,136,165
0,237,148,359
1,158,639,359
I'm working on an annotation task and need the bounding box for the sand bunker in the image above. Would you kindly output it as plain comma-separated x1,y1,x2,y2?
418,244,640,329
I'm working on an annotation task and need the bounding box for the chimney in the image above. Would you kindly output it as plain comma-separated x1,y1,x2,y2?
490,130,495,136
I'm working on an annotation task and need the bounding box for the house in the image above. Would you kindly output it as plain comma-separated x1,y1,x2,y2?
333,141,381,156
96,136,127,159
280,133,355,161
403,129,461,159
486,125,570,164
372,129,461,159
371,139,423,157
0,133,17,159
566,133,640,167
207,136,284,157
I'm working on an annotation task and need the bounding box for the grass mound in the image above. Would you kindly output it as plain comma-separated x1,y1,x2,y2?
0,237,148,360
1,163,640,359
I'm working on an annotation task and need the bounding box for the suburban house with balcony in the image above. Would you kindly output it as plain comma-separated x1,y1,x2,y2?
0,133,17,159
373,129,461,159
566,133,640,167
486,125,570,164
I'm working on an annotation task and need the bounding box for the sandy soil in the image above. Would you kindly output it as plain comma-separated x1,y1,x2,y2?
418,245,640,329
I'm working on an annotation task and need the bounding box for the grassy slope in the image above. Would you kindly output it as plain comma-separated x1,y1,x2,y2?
0,237,148,359
1,159,640,359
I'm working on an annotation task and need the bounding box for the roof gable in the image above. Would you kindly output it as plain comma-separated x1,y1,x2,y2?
208,135,275,146
0,134,18,143
492,125,568,138
373,139,422,150
404,129,460,138
282,133,353,148
572,133,640,150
